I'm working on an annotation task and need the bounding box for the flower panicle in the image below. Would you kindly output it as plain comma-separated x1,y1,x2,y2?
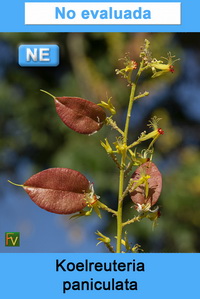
115,53,137,83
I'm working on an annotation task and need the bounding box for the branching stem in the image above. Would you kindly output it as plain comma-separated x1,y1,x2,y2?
106,117,124,136
105,243,115,253
122,214,146,227
97,201,117,216
116,61,144,253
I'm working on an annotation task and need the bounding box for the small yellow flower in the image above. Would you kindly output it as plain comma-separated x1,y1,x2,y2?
100,138,113,154
124,60,137,72
70,208,93,220
115,54,138,83
84,183,100,207
98,97,116,115
150,52,179,78
96,231,111,245
113,137,127,158
137,128,164,143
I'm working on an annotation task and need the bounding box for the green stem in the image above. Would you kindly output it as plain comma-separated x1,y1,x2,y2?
122,214,146,227
127,140,141,150
8,180,24,188
116,62,144,253
110,153,122,170
124,66,143,141
134,91,149,101
97,201,117,216
40,89,55,99
106,117,124,136
105,243,115,253
116,164,125,253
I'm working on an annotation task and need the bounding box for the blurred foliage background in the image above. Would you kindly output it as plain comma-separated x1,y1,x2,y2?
1,32,200,252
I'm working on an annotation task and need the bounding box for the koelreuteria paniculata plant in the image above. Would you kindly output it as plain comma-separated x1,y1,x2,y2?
9,40,179,253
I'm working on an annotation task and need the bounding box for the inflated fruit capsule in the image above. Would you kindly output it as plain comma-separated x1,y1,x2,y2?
54,96,106,135
129,162,162,207
41,90,106,135
10,168,97,214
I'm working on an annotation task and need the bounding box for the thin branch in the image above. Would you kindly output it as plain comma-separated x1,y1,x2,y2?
106,117,124,136
122,214,146,227
134,91,149,101
97,201,117,216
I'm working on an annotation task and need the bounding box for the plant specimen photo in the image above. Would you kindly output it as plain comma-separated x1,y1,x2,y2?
1,33,200,253
9,39,179,253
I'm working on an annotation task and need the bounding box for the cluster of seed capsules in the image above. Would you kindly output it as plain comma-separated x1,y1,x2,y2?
9,93,163,216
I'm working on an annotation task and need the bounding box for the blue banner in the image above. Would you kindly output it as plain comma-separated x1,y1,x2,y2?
0,253,199,298
0,0,198,32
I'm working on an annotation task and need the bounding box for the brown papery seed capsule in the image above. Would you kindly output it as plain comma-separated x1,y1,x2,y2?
23,168,93,214
54,97,106,134
130,162,162,207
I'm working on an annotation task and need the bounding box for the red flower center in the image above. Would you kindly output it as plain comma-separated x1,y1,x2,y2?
158,128,164,135
169,65,174,73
